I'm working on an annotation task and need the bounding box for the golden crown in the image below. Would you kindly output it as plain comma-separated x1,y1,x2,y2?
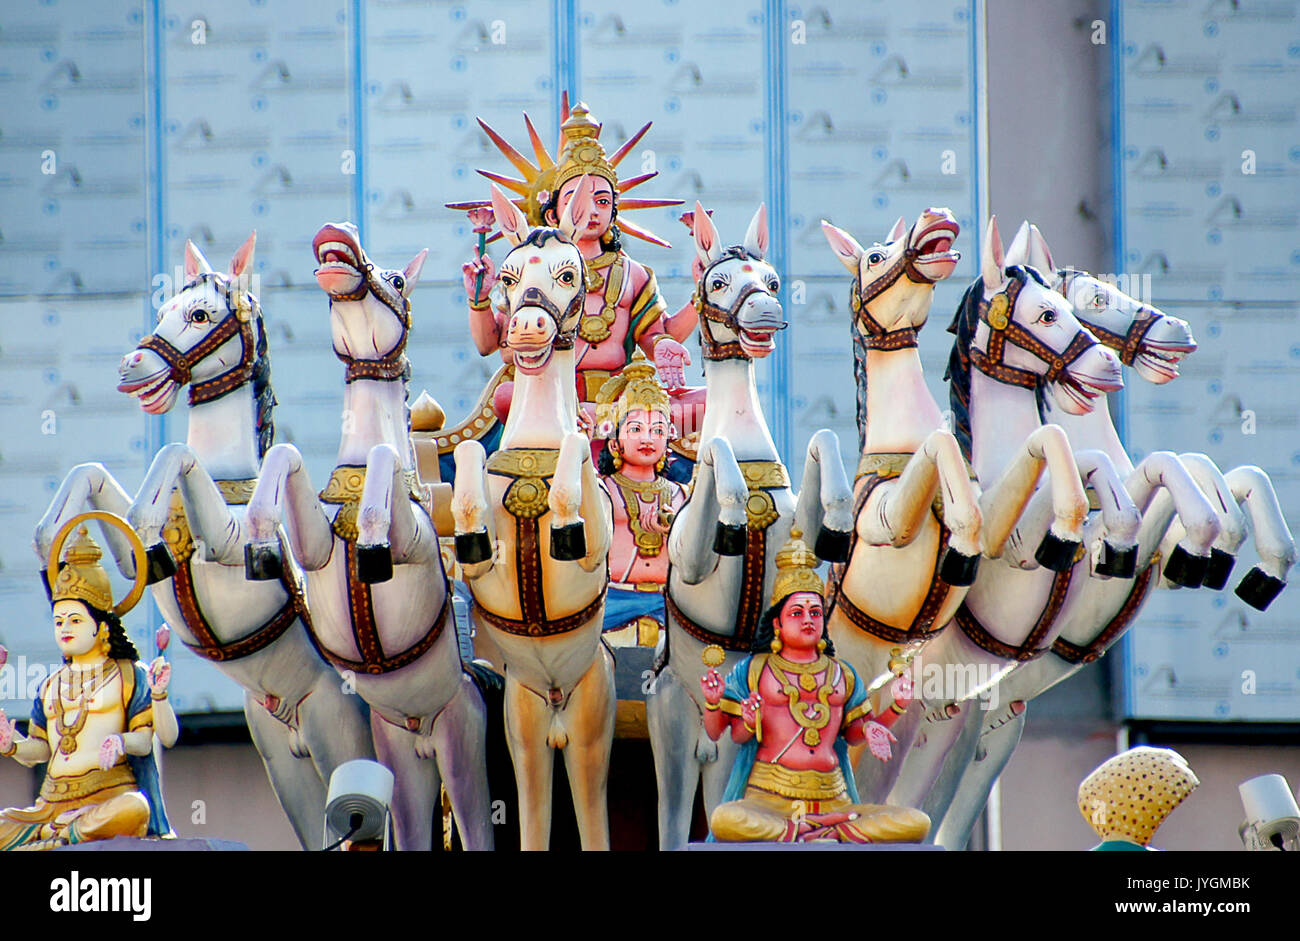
594,349,671,430
1077,747,1200,845
447,93,682,247
771,528,825,609
52,526,114,613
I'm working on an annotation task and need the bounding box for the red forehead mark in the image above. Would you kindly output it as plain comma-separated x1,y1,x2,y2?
528,255,542,264
742,264,753,272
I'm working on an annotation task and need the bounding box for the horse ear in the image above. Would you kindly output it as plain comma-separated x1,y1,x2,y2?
820,220,863,274
692,200,721,266
400,249,428,298
981,216,1006,293
228,231,257,287
888,216,907,243
184,240,214,281
1027,224,1056,275
490,183,529,247
1005,220,1031,267
742,203,768,259
558,174,593,241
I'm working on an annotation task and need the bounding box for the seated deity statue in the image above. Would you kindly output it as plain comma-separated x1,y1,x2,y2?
700,530,930,844
0,519,177,850
594,351,687,647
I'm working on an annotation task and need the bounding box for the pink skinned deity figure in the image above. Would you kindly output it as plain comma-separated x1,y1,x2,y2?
593,351,688,647
449,96,707,457
698,529,931,844
0,516,178,850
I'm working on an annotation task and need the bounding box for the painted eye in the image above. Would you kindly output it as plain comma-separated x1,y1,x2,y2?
867,251,886,265
1042,310,1058,324
192,310,208,324
500,274,517,288
767,277,780,293
558,270,575,286
1092,293,1106,308
711,278,725,291
392,275,405,292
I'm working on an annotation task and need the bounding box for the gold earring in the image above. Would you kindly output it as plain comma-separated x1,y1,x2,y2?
98,627,111,657
610,444,623,471
770,635,783,654
817,638,827,653
655,454,667,473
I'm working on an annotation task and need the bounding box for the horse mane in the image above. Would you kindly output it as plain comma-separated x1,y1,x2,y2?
248,299,276,460
851,325,868,454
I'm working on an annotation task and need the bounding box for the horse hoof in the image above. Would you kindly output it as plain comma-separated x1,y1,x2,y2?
1202,548,1236,591
144,543,177,583
713,522,747,557
1163,544,1208,588
1034,531,1081,572
244,542,283,582
356,544,393,584
938,547,979,586
549,522,586,561
1235,566,1285,611
1096,542,1138,579
455,530,492,565
814,528,851,564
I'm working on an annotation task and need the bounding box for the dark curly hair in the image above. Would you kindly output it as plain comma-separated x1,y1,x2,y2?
751,595,835,658
53,592,140,663
540,184,622,253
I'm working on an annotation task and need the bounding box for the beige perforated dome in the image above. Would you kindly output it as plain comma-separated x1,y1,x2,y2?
1078,746,1199,845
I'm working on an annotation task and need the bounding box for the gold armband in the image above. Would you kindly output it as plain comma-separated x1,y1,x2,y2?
469,296,492,311
0,739,16,758
704,700,720,712
890,701,907,715
151,691,169,702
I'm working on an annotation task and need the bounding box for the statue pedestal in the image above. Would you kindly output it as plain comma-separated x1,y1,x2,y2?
53,836,249,851
687,842,944,851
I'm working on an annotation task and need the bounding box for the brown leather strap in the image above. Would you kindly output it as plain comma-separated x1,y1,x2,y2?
137,281,258,406
320,542,451,675
665,519,771,652
848,222,933,351
955,566,1074,663
694,247,783,362
172,557,301,663
971,269,1096,392
1051,562,1155,665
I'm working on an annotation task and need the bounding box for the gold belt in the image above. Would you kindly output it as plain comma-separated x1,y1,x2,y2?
610,580,664,593
748,761,847,801
578,369,614,403
40,764,136,803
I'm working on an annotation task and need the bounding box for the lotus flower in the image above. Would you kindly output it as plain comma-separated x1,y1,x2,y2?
467,207,495,235
156,624,171,653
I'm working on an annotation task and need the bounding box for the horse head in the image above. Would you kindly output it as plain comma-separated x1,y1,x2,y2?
966,216,1123,416
487,180,590,375
118,232,263,417
1007,221,1196,386
822,207,961,344
313,221,426,379
690,201,786,361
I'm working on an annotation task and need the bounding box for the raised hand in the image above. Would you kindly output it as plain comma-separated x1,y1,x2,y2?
865,720,899,762
889,672,915,711
0,709,14,755
461,248,498,306
741,691,762,731
653,337,691,391
147,656,171,698
98,733,124,771
700,667,724,707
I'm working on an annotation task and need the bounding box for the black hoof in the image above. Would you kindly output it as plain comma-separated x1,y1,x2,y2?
455,530,492,566
713,522,747,557
1202,548,1236,591
550,521,586,561
1235,566,1285,611
814,528,852,564
1035,531,1081,572
356,544,393,584
1096,542,1138,579
144,543,177,583
1163,544,1208,588
244,542,283,582
938,547,980,586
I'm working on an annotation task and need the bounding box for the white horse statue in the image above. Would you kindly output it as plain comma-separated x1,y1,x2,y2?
243,222,493,851
450,181,616,850
925,223,1295,847
647,201,854,850
34,234,375,850
883,217,1143,812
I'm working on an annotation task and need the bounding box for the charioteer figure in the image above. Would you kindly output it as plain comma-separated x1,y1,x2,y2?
454,97,706,449
699,529,930,843
594,350,687,647
0,514,176,850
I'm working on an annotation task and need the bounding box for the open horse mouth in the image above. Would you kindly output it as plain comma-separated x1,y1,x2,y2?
118,370,180,414
313,224,366,296
911,218,961,279
1136,342,1195,382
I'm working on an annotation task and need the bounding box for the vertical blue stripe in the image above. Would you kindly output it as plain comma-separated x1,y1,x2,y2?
763,0,790,459
145,0,167,647
970,0,981,242
552,0,580,122
350,0,366,238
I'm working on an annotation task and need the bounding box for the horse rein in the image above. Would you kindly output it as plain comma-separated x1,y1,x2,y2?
968,267,1096,391
692,246,786,361
326,260,415,384
1056,268,1163,368
137,273,258,406
849,222,935,351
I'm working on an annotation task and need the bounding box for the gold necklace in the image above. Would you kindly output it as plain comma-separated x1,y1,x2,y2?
54,662,118,756
612,472,673,557
579,252,624,344
769,653,835,746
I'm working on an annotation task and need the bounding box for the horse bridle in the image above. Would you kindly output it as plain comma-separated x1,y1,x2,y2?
968,266,1096,391
849,222,936,351
495,234,587,354
1057,267,1162,367
327,259,415,384
692,246,785,361
137,273,258,406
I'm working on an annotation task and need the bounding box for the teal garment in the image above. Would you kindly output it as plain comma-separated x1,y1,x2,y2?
707,654,869,842
1092,839,1156,851
30,662,172,838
